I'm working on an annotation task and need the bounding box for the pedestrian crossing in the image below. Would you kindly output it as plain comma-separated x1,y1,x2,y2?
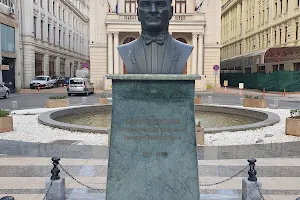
0,157,299,199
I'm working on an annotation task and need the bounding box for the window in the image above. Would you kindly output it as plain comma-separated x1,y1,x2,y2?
53,26,56,44
69,34,71,49
296,22,299,40
267,7,269,21
262,10,264,23
48,24,50,42
48,0,50,11
175,0,186,13
285,26,287,43
266,33,269,46
275,2,277,17
59,29,61,46
239,43,242,54
274,30,276,44
280,0,282,14
125,0,136,13
63,10,65,22
279,29,282,44
286,0,288,12
41,20,44,40
59,6,61,19
33,16,37,38
53,1,55,15
63,31,65,47
40,0,43,7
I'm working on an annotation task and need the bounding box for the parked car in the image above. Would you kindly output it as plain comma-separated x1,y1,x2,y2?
30,76,55,89
51,76,65,87
67,78,94,96
0,83,10,99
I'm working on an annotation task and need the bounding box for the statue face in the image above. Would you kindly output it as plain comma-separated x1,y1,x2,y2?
138,0,173,32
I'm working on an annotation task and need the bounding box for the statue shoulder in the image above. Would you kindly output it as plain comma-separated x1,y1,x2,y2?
173,39,193,52
117,38,139,52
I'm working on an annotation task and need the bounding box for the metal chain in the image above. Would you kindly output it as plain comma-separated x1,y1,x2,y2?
58,164,106,193
43,180,53,200
199,165,248,187
255,181,265,200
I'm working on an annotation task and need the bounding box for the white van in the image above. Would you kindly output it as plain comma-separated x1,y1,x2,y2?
67,78,94,96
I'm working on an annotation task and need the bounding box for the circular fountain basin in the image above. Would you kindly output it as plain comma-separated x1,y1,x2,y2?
38,105,280,134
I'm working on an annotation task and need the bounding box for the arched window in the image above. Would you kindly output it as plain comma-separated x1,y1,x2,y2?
175,0,186,13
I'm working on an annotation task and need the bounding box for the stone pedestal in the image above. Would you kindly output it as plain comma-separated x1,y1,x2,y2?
45,178,66,200
106,74,201,200
242,178,262,200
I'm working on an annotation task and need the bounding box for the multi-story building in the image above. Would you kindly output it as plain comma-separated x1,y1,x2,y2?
221,0,300,74
0,0,21,93
89,0,221,90
20,0,90,88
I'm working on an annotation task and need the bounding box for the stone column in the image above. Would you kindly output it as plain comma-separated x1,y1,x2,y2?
43,53,49,76
114,32,120,74
192,33,198,74
197,33,204,75
237,3,241,36
55,56,60,76
108,32,113,74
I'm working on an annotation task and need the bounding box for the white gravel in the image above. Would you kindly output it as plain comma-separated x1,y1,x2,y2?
0,106,299,146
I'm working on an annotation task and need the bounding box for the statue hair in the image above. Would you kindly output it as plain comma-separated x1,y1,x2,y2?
137,0,173,4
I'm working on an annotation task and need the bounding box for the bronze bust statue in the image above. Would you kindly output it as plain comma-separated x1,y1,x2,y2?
117,0,193,74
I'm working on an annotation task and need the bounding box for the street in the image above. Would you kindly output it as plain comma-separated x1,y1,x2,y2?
1,91,300,110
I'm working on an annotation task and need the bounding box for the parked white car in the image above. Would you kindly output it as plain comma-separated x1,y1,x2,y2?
30,76,55,89
0,83,10,99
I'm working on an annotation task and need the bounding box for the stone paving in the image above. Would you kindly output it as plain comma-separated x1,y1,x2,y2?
0,140,300,199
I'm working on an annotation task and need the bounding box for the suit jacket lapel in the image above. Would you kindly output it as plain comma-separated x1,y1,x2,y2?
162,36,177,74
133,37,148,73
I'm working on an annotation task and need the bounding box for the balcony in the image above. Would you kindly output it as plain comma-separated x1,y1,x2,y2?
106,12,205,23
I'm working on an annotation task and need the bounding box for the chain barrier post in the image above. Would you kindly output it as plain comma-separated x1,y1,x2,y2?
0,196,15,200
242,158,263,200
44,157,66,200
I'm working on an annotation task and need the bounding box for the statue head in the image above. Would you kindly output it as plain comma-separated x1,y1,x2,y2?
137,0,173,35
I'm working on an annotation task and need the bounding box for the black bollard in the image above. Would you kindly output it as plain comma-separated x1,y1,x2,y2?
0,197,14,200
51,157,61,181
247,158,257,182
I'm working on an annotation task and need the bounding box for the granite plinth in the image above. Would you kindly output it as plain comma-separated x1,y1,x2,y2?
106,75,200,200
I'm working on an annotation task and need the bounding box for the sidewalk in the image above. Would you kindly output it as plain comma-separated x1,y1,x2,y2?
205,87,300,102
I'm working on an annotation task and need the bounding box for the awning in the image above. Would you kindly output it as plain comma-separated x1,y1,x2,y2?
221,49,267,69
221,46,300,69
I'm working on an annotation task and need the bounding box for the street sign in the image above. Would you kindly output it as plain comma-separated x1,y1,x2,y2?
213,65,220,71
213,71,218,77
82,62,89,69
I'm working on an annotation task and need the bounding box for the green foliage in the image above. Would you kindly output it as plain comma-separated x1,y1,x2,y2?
206,84,213,90
0,109,9,117
48,95,68,100
244,95,264,99
290,109,300,118
244,95,253,99
195,92,201,98
195,119,202,127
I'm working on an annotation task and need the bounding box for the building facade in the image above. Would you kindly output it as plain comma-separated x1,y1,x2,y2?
89,0,221,90
20,0,90,88
221,0,300,74
0,0,21,93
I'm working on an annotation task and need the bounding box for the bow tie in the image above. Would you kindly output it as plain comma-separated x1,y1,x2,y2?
143,34,165,45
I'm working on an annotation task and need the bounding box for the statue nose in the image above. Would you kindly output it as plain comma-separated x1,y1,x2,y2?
151,3,156,12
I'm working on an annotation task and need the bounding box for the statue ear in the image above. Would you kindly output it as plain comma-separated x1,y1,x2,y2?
137,8,140,21
169,6,174,20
